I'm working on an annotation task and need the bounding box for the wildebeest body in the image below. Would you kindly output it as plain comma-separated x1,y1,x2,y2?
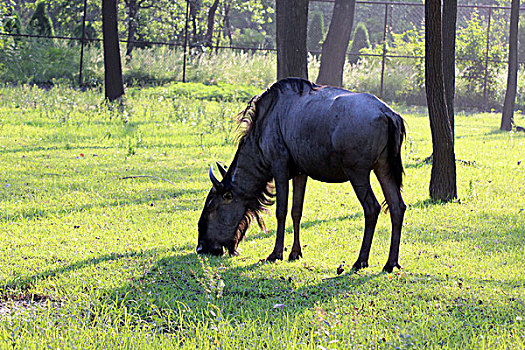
197,78,406,273
258,89,393,182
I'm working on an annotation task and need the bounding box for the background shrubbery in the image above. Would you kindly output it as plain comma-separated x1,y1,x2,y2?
0,5,521,110
0,1,522,110
1,40,523,110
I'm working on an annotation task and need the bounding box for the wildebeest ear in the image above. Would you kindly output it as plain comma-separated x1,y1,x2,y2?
209,166,223,190
216,162,227,177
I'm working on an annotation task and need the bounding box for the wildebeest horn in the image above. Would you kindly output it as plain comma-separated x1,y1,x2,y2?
216,161,227,177
209,166,222,189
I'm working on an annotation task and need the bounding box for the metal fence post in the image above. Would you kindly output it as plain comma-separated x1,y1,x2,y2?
482,6,493,111
78,0,88,87
182,0,190,83
380,3,389,99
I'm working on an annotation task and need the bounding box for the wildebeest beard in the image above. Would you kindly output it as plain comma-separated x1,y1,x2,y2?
233,182,275,250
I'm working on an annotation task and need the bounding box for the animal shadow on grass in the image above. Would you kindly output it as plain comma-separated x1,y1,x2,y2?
102,251,384,320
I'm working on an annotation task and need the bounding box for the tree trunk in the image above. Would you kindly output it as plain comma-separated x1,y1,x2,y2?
501,0,520,131
276,0,309,80
204,0,220,47
125,0,138,59
103,0,125,101
223,1,232,47
316,0,356,86
425,0,457,201
442,0,457,138
189,0,200,43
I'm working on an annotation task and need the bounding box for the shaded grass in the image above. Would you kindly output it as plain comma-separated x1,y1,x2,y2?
0,85,524,349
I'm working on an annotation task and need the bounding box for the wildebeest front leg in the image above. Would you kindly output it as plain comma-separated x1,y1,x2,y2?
266,174,289,262
289,174,307,261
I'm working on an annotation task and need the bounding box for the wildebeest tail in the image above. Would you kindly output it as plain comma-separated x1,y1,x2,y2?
386,111,406,188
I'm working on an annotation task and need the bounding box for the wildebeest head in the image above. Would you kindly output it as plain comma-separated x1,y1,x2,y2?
196,162,249,256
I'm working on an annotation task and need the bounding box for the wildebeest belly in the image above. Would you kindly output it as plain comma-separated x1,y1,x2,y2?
289,148,349,182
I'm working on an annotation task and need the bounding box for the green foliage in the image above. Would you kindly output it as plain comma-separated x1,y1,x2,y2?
456,12,506,104
72,21,98,46
233,28,267,48
0,86,524,348
0,0,17,49
307,11,324,52
27,1,54,37
348,22,370,64
388,26,425,98
229,0,275,48
0,41,78,85
158,81,261,101
42,0,100,36
3,9,22,36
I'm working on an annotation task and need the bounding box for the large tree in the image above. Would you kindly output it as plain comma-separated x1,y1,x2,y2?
425,0,457,201
102,0,125,101
501,0,520,131
316,0,356,86
275,0,309,80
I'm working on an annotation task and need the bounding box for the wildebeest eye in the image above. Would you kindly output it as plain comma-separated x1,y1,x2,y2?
222,191,233,201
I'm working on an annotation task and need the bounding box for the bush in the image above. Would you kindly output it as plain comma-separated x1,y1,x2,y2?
0,41,78,85
72,21,99,47
28,1,54,37
348,22,370,65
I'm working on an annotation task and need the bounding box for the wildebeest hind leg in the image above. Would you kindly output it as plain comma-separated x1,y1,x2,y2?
289,174,307,261
346,170,381,271
374,165,406,273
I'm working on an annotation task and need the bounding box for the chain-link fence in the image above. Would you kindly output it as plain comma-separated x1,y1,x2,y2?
0,1,522,109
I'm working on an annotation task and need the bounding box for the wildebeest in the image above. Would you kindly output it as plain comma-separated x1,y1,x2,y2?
197,78,406,272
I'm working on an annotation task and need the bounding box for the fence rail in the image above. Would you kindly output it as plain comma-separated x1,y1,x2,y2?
0,0,523,109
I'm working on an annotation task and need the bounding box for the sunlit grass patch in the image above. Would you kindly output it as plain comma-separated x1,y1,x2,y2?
0,85,524,349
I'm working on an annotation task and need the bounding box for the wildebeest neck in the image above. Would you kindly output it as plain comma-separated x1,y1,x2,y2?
228,139,273,200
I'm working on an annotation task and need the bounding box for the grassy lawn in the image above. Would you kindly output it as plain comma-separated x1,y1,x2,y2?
0,85,524,349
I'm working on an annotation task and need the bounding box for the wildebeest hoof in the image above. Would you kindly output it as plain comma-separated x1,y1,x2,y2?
288,250,303,261
351,260,368,272
266,252,283,262
382,262,401,273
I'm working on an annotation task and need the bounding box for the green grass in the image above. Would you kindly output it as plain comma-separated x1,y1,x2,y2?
0,85,524,349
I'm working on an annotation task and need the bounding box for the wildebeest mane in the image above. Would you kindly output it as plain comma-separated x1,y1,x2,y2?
235,78,321,143
233,79,320,242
